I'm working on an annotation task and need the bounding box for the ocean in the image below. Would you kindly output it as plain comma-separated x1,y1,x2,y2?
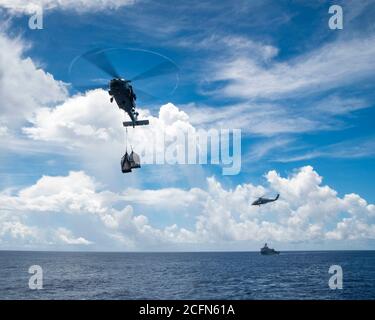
0,251,374,300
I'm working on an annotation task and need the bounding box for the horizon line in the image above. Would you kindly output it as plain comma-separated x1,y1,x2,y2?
1,249,374,254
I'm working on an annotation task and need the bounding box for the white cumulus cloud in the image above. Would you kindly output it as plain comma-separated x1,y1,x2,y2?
1,166,374,250
55,227,92,245
0,31,67,130
0,0,135,14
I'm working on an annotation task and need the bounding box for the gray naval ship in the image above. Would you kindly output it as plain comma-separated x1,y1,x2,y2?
260,243,280,255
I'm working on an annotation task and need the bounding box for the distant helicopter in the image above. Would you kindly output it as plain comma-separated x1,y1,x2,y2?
74,48,178,127
251,194,279,206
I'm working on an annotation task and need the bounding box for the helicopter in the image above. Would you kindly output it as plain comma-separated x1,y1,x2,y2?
108,78,148,127
71,48,179,173
251,194,279,206
74,48,178,127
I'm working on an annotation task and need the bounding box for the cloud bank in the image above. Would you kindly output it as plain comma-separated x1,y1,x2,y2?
1,166,374,250
0,32,67,130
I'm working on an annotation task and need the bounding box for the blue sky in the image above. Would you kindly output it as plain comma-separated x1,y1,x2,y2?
0,0,374,251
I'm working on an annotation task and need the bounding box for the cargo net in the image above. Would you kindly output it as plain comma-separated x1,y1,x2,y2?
121,127,141,173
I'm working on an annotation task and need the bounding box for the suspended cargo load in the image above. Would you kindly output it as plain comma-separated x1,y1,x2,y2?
121,122,142,173
129,150,141,169
121,152,132,173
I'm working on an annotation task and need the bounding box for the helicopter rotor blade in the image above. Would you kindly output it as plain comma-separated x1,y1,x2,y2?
135,88,159,101
82,48,120,79
130,61,178,82
75,84,109,92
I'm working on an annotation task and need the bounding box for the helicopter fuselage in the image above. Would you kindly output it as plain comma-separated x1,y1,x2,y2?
252,194,279,206
109,78,137,123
